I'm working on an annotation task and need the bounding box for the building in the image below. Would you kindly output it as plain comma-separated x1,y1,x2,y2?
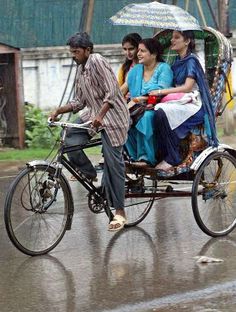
0,0,236,110
0,43,24,147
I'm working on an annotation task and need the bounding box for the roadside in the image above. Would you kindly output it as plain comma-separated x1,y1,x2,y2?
220,134,236,148
0,134,234,177
0,155,102,177
0,160,25,175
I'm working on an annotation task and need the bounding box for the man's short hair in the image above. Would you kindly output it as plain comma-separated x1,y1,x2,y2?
67,32,93,50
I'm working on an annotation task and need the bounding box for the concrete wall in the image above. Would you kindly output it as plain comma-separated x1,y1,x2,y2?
22,40,236,111
231,38,236,98
22,45,124,110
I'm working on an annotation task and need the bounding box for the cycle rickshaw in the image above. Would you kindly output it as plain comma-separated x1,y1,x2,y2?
4,26,236,256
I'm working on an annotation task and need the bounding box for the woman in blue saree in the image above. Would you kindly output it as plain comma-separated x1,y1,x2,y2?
123,38,173,166
150,30,218,171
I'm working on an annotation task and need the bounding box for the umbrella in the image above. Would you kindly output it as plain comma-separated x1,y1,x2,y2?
109,1,202,31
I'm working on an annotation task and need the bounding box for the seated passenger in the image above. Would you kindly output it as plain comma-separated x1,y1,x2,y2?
123,38,173,166
117,33,142,88
150,30,218,171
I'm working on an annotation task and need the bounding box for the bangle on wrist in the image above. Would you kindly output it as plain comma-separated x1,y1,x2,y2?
158,89,161,95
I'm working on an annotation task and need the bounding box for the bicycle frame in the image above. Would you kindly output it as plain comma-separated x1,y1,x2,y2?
54,123,195,200
48,120,203,201
53,124,104,196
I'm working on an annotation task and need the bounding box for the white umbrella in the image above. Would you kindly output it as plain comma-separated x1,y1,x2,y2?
109,1,202,31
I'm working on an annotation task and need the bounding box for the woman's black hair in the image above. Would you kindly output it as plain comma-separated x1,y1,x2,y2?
122,33,142,78
122,32,142,47
139,38,164,62
180,30,195,53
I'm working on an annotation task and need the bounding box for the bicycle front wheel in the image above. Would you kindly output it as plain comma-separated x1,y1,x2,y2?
4,164,73,256
192,152,236,237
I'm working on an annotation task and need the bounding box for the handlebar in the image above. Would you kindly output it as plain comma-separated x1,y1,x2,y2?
47,118,93,130
47,118,98,135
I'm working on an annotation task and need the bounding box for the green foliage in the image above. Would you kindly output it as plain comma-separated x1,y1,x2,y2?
0,148,52,161
24,103,60,148
0,146,101,161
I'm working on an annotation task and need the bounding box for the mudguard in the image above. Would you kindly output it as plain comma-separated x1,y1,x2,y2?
190,144,236,172
27,160,57,169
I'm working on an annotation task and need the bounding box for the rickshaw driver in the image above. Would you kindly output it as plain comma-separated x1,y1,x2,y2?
50,32,130,232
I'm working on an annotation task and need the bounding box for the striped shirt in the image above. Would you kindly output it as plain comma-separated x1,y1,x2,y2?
70,53,130,146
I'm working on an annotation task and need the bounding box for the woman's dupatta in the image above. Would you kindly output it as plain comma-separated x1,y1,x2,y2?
172,54,218,147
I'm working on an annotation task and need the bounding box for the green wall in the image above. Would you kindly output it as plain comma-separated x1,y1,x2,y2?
0,0,82,47
0,0,235,48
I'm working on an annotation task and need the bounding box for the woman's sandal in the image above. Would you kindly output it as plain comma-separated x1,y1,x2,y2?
108,215,127,232
157,155,194,177
157,167,175,177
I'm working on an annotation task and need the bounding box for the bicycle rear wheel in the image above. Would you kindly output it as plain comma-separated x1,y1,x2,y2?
4,164,73,256
192,152,236,237
124,173,157,227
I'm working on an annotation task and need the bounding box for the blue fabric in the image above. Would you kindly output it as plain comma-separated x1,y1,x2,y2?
171,54,218,146
126,62,173,165
126,111,157,164
174,107,205,139
154,108,182,165
128,63,173,97
127,64,143,98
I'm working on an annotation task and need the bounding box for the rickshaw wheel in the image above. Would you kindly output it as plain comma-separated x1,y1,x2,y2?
192,152,236,237
124,173,157,227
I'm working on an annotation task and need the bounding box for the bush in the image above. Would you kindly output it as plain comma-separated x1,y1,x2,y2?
25,103,60,148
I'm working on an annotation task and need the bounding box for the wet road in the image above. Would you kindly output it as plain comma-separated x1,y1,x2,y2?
1,156,236,312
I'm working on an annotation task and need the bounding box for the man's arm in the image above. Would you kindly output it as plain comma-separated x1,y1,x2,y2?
92,102,112,128
49,103,73,121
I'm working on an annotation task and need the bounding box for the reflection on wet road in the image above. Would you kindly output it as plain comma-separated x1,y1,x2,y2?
1,168,236,311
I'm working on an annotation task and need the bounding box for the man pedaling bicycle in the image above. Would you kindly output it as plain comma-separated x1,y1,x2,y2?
50,32,130,232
